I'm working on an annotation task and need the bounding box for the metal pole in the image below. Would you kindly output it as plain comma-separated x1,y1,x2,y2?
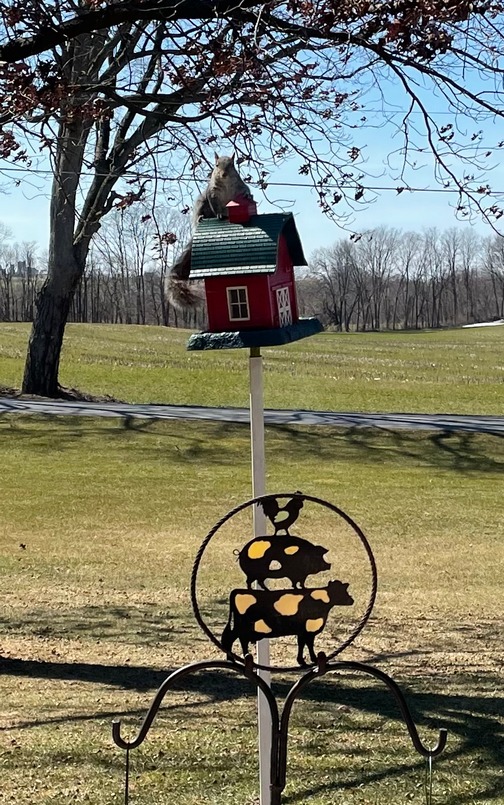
249,346,272,805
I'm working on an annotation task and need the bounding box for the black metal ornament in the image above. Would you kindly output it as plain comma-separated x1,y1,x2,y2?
259,492,304,535
191,492,377,672
113,492,447,805
221,580,354,666
113,653,447,805
237,533,330,589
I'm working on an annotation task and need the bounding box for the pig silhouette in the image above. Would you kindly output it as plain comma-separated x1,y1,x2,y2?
238,534,330,589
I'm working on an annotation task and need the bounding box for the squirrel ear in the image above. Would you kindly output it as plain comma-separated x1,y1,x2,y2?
230,152,235,163
214,152,220,164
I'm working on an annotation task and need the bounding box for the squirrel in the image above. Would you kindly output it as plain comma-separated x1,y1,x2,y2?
167,153,254,309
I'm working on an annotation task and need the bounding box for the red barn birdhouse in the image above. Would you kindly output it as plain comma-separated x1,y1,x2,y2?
187,197,323,350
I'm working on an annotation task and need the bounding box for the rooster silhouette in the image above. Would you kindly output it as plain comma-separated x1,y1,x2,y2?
259,493,304,535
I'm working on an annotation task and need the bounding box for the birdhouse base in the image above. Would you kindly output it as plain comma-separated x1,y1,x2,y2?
187,318,323,351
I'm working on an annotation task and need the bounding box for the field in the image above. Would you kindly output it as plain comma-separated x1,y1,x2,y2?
0,321,503,412
0,323,503,805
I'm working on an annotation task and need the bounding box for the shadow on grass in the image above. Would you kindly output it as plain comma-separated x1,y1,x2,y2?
0,603,186,646
0,415,503,473
269,423,504,475
2,654,503,803
0,654,175,693
280,672,504,805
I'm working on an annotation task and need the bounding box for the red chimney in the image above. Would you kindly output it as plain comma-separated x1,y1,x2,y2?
226,195,257,224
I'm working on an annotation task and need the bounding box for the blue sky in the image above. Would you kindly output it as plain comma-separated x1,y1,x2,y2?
2,83,504,258
2,156,502,261
3,18,504,260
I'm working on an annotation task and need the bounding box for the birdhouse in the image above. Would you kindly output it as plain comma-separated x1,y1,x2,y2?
187,197,322,350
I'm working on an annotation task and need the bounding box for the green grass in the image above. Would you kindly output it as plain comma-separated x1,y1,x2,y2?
0,322,503,803
0,413,503,805
0,321,502,412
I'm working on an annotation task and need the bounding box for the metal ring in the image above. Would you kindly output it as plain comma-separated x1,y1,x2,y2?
191,492,377,673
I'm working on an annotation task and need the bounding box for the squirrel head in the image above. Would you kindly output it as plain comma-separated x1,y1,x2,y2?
214,153,236,175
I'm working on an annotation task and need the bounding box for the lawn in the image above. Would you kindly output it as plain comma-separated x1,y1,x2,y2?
0,321,502,413
0,323,503,804
0,410,502,804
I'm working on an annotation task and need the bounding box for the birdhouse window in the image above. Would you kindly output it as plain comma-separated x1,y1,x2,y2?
227,286,250,321
276,287,292,327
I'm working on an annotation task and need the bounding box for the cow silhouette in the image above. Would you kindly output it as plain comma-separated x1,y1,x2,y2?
238,534,330,589
221,580,354,666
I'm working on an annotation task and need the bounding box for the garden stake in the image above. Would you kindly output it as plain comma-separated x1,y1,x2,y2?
425,755,433,805
113,493,448,804
124,745,129,805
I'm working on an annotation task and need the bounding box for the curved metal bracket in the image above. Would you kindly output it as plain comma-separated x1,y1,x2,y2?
112,654,447,805
112,656,280,751
274,654,447,793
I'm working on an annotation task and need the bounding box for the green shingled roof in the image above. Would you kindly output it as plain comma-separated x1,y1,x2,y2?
189,212,307,278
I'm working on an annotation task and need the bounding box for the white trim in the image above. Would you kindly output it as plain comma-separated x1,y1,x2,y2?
227,285,250,321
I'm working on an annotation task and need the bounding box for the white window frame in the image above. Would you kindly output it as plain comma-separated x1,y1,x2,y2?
227,285,250,321
276,287,292,327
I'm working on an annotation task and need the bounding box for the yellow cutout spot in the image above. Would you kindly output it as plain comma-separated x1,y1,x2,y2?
254,620,272,634
274,594,304,616
248,540,271,559
306,618,324,633
284,546,299,555
235,594,257,614
311,590,330,603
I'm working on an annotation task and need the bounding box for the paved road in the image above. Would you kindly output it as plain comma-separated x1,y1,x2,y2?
0,396,502,434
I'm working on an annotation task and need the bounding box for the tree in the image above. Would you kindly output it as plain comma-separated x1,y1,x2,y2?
0,230,40,321
306,227,504,330
483,237,504,319
83,204,197,327
1,1,504,395
358,227,400,330
0,222,13,320
309,241,359,331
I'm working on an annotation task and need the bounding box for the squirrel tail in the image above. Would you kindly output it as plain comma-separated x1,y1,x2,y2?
167,240,202,309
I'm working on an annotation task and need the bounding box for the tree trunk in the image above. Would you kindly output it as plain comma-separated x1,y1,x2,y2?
20,34,103,395
21,181,87,396
22,258,83,396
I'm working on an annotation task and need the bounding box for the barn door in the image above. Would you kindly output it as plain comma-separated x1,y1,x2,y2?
276,287,292,327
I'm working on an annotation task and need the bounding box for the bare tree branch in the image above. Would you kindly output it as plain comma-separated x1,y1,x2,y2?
0,0,264,62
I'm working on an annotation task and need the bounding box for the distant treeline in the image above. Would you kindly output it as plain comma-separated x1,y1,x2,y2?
0,260,205,330
0,208,206,330
302,226,504,331
1,216,504,330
